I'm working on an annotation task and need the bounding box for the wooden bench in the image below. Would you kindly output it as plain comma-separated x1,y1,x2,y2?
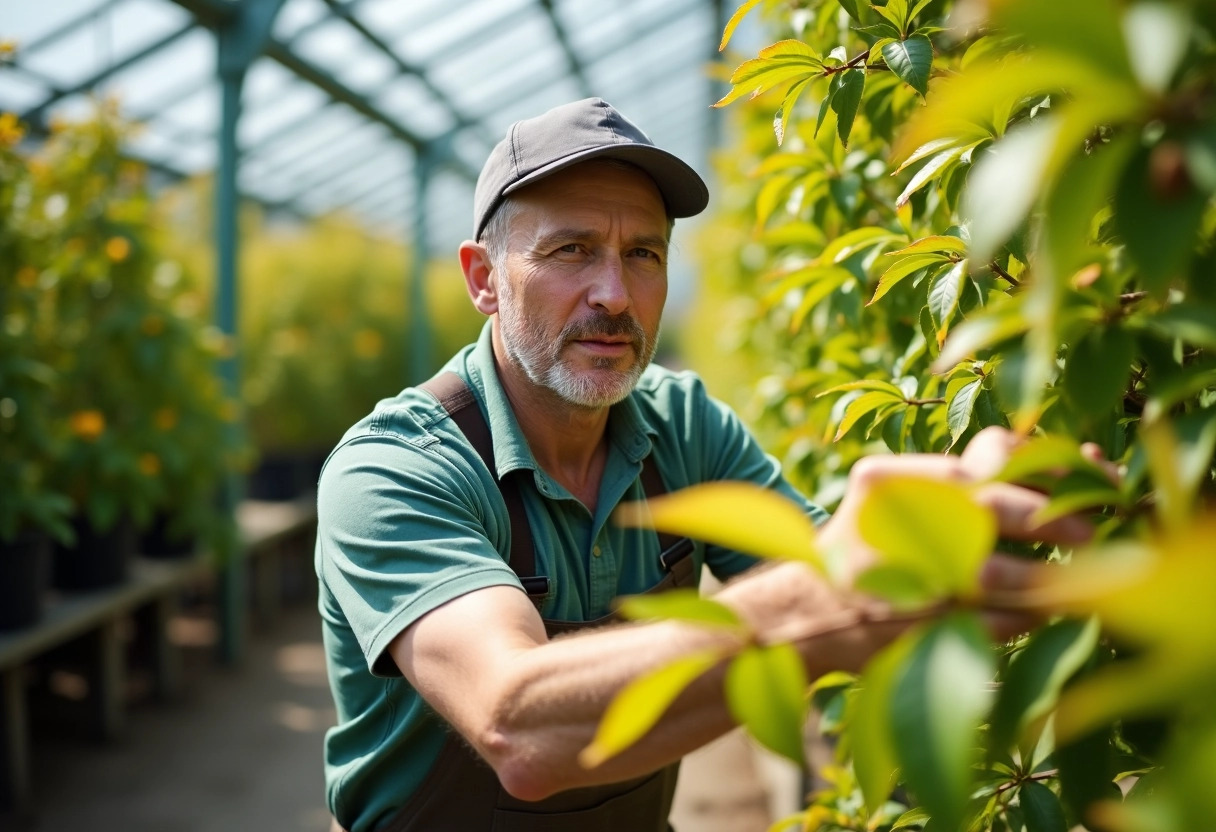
0,495,317,812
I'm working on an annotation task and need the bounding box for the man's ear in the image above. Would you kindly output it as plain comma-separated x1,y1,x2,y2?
459,241,499,315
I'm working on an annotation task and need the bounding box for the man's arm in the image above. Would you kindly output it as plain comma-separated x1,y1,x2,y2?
389,428,1092,801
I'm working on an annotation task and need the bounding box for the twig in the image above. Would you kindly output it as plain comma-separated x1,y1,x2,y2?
990,261,1020,287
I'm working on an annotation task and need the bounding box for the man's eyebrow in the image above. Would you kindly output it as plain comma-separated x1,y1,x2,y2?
528,228,596,251
629,233,670,254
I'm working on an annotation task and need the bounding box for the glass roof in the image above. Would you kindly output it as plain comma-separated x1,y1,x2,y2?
2,0,744,254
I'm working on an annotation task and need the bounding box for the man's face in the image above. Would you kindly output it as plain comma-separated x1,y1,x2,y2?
492,161,669,410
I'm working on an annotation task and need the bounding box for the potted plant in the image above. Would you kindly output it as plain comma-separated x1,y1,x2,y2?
0,111,72,628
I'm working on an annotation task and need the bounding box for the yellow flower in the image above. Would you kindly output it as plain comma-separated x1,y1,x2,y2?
0,40,16,62
353,328,384,359
105,236,131,262
0,112,23,147
15,266,37,288
138,453,161,476
154,407,178,430
69,409,106,440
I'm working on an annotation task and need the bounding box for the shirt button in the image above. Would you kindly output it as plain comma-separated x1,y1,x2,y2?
592,545,602,557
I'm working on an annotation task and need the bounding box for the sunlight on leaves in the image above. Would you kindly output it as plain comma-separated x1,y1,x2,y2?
857,476,997,599
726,643,808,764
580,647,726,768
616,589,748,633
615,482,822,568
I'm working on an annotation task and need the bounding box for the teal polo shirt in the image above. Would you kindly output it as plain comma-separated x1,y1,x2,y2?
315,322,828,832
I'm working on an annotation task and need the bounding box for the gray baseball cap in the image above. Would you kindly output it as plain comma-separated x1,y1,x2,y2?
472,97,709,241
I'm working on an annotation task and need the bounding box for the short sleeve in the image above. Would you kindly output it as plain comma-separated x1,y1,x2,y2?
316,432,522,676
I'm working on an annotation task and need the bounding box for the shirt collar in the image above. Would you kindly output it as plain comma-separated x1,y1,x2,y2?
463,321,657,478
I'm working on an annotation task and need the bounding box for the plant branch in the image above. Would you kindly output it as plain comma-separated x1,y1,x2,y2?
990,261,1020,287
906,397,946,406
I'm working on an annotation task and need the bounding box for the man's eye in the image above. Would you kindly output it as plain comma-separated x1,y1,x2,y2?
632,248,662,261
557,244,580,253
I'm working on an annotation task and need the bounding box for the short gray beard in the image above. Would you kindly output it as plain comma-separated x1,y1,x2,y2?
497,279,658,409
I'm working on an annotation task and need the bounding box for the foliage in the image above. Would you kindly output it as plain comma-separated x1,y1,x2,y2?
1,105,245,548
642,1,1216,830
0,113,72,543
156,182,483,458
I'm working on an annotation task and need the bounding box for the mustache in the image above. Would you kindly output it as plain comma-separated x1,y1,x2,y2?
560,313,646,345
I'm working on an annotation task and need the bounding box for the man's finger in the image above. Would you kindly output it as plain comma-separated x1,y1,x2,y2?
973,482,1096,544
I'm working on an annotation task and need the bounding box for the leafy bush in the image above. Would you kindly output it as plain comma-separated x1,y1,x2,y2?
156,183,483,461
641,1,1216,830
1,105,244,549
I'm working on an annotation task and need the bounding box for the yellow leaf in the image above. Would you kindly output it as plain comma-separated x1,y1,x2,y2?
857,476,996,598
580,647,726,768
615,482,822,568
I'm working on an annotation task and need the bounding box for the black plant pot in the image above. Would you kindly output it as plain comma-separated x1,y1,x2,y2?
247,451,324,501
52,514,135,591
0,530,51,631
139,511,197,560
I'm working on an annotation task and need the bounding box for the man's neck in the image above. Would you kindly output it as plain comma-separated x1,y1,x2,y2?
492,346,612,511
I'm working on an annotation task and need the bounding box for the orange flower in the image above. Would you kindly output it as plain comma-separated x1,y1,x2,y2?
138,453,161,476
69,409,106,440
105,236,131,262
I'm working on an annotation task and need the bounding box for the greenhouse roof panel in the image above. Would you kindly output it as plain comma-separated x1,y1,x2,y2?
2,0,745,252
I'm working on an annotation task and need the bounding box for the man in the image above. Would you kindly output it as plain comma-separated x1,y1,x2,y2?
315,98,1089,831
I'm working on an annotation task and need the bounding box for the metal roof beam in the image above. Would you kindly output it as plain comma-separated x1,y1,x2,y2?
444,0,707,146
20,21,198,128
536,0,593,99
167,0,475,179
318,0,496,147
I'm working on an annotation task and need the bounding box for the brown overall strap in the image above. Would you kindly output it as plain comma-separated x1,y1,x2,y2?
419,371,693,601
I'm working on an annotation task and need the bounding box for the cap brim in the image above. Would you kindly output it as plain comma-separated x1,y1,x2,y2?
501,143,709,219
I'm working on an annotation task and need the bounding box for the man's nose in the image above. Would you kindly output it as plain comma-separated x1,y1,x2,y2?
586,255,630,315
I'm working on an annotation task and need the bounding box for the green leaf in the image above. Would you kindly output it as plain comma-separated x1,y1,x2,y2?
989,618,1101,755
1114,142,1207,295
581,647,725,767
832,69,866,147
890,614,996,832
1122,1,1190,94
946,377,983,447
1020,780,1068,832
837,0,865,22
870,254,944,306
1055,728,1121,827
725,644,808,764
1063,326,1135,414
719,0,765,52
993,433,1108,485
835,390,906,440
873,0,909,33
774,77,814,146
818,378,910,398
896,145,967,207
1142,304,1216,350
991,0,1133,80
854,564,938,609
616,589,747,632
927,260,966,332
857,475,997,598
714,40,826,108
886,234,968,257
615,481,822,566
964,118,1062,267
932,306,1029,372
851,632,916,813
882,35,933,96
